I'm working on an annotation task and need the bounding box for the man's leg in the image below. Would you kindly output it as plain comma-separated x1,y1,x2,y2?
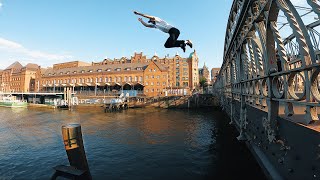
164,28,185,48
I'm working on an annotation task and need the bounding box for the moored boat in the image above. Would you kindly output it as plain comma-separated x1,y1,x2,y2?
0,95,28,108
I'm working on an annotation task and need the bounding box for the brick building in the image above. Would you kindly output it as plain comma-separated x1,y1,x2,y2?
39,51,199,97
0,62,39,93
0,51,199,97
199,63,210,84
211,68,220,84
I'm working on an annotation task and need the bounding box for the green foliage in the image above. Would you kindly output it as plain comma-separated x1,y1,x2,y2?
199,77,207,88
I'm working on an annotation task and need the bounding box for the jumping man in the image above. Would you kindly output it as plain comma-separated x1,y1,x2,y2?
134,11,192,52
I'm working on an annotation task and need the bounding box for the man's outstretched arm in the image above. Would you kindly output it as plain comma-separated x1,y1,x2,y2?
134,11,154,19
138,18,154,28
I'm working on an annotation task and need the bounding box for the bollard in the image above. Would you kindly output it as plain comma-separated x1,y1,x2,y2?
51,123,92,180
62,124,92,179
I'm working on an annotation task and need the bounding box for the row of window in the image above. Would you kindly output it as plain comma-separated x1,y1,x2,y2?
145,82,166,86
47,67,143,76
176,72,188,76
175,59,188,63
11,83,21,86
12,78,21,81
175,82,189,87
145,87,188,94
175,63,188,67
102,58,187,64
148,69,157,72
43,76,191,85
145,75,167,79
43,76,144,85
11,88,21,92
47,65,191,77
145,88,164,93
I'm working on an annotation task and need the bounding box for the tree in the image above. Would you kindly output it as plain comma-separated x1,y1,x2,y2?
199,77,207,89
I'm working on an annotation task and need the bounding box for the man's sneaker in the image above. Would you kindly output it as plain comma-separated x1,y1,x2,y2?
186,40,193,48
181,43,186,52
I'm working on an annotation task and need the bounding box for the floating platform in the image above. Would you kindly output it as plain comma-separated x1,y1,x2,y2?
103,102,129,113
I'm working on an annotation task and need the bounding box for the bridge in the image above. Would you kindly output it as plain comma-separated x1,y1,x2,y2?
213,0,320,179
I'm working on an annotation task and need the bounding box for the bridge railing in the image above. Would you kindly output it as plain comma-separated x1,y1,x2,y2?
214,0,320,126
213,1,320,178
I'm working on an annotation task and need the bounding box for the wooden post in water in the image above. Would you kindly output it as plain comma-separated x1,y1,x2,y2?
64,87,67,106
51,124,92,179
67,87,72,109
63,124,92,179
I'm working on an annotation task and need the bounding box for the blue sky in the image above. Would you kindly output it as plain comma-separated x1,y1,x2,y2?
0,0,233,70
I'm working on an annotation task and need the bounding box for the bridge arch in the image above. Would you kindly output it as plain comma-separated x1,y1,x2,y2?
218,0,320,122
214,0,320,179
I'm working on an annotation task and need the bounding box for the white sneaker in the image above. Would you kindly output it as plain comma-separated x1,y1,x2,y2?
186,40,193,48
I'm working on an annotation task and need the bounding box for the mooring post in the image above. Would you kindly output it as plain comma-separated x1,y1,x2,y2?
51,123,92,179
62,124,92,179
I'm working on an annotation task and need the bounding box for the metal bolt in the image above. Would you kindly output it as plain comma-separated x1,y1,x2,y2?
278,157,284,164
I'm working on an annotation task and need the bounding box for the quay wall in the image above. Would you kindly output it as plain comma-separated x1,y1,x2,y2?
141,94,218,109
24,94,218,110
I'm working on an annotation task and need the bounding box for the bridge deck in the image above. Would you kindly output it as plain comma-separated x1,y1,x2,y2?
278,106,320,132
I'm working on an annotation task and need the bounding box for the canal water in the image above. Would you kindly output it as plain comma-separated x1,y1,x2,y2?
0,107,266,179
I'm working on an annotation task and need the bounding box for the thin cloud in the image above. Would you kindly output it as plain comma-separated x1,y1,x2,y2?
0,0,3,10
0,38,23,49
0,37,73,65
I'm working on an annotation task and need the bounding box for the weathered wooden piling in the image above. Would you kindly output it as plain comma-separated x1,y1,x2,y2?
51,124,92,180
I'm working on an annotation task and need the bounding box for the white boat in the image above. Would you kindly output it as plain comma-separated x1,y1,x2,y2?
110,93,129,105
0,95,28,108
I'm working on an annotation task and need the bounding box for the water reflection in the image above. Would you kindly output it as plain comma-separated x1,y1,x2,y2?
0,107,265,179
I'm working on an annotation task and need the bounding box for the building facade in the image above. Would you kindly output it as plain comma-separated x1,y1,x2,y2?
211,68,220,84
34,51,199,97
199,63,210,84
0,62,38,93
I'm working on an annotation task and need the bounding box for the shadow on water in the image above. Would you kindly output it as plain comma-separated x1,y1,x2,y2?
209,108,267,180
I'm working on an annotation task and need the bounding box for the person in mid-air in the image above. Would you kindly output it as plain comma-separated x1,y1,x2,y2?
134,11,192,52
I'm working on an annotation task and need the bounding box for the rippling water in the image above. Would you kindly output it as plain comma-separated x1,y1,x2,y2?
0,107,265,179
